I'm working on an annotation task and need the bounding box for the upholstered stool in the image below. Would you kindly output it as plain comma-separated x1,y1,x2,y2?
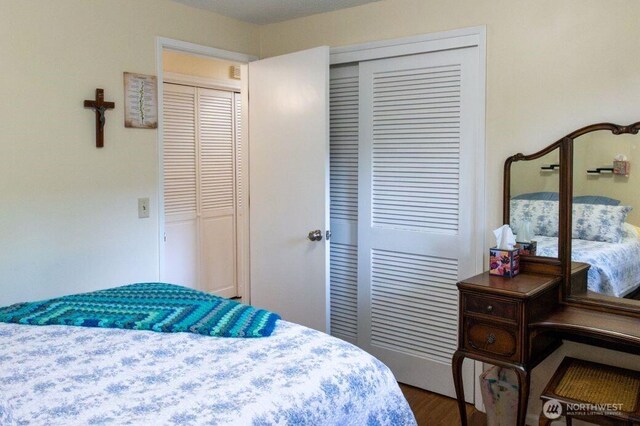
539,358,640,426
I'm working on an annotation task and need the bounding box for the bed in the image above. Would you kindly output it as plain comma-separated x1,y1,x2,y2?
0,286,416,426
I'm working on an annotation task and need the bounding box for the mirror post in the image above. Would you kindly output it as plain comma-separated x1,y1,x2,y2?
560,137,573,302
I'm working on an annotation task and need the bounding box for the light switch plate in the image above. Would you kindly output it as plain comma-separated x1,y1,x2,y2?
138,197,150,218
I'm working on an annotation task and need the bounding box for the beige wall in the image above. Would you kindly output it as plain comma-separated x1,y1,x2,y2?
0,0,258,305
258,0,640,417
511,150,560,197
163,50,241,81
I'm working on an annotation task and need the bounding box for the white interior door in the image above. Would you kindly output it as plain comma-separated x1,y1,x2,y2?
249,46,330,332
198,88,237,298
163,83,240,298
358,48,479,400
163,83,198,288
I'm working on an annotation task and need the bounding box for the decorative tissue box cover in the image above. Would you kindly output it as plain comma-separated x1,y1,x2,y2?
516,240,537,256
489,247,520,277
613,160,630,177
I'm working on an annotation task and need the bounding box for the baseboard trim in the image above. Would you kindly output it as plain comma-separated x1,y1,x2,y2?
526,413,539,425
528,412,568,425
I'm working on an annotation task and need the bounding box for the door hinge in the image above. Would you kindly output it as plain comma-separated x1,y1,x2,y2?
326,230,331,241
163,233,167,242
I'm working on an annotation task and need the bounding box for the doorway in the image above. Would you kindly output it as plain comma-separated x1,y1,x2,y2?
156,39,255,300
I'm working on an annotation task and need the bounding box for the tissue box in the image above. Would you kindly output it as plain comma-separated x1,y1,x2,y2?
489,247,520,277
613,160,630,177
516,240,537,256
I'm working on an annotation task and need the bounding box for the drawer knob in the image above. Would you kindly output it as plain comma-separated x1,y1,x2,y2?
486,333,496,345
486,305,494,313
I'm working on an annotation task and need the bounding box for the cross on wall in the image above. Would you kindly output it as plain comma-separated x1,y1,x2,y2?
84,88,115,148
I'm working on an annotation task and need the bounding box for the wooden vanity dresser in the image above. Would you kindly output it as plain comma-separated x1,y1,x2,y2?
452,122,640,426
452,266,575,426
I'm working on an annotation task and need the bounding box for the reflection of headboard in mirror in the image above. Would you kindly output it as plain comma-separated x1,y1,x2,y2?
505,121,640,318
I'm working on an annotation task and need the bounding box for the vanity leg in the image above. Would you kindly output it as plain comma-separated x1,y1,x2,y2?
538,409,552,426
514,367,531,426
452,350,468,426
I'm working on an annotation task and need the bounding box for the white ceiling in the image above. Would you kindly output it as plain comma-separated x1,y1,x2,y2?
172,0,381,25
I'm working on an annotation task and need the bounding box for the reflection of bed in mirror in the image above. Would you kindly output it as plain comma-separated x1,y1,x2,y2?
535,232,640,298
510,193,640,299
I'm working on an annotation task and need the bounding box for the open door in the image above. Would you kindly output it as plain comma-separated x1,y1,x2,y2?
249,47,330,332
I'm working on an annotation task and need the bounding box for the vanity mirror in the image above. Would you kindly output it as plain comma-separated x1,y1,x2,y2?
504,143,566,275
507,148,561,259
569,124,640,311
504,121,640,316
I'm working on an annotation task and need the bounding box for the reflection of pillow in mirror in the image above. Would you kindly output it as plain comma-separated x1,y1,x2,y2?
572,204,632,243
573,195,620,206
511,192,559,201
510,199,559,237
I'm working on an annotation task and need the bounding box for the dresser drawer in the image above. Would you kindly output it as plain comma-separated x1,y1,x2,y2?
463,319,519,361
463,294,518,321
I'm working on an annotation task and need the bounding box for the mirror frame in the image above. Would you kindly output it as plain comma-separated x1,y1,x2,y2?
504,121,640,318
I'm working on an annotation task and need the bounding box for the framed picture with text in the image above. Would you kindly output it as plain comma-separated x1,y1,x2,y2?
123,72,158,129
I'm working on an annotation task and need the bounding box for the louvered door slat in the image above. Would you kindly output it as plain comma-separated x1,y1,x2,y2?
330,242,358,340
371,63,461,233
370,249,459,365
329,65,359,343
198,89,234,211
235,94,243,212
330,71,359,223
163,84,196,216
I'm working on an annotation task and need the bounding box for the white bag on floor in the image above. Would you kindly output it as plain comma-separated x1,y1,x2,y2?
480,366,519,426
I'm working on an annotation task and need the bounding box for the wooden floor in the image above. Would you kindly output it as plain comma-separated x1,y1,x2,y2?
399,384,487,426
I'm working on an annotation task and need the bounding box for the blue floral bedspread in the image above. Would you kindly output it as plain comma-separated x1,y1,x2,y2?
535,235,640,297
0,321,416,426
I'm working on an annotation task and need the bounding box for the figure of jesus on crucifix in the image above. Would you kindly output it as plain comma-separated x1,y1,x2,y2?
84,88,115,148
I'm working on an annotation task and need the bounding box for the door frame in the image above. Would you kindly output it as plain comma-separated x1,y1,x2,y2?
330,26,487,409
155,37,256,300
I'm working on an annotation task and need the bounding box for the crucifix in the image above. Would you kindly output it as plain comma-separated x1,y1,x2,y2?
84,88,115,148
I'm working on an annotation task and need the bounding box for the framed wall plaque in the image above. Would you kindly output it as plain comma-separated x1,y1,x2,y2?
124,72,158,129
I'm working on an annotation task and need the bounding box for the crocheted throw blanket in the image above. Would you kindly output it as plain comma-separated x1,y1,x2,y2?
0,283,280,338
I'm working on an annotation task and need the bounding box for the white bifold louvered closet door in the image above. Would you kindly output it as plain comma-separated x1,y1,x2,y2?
329,47,479,399
163,83,240,298
329,64,360,344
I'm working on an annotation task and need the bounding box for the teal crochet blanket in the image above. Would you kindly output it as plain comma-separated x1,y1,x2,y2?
0,283,280,337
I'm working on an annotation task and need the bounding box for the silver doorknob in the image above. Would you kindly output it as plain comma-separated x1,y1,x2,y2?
308,230,323,241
